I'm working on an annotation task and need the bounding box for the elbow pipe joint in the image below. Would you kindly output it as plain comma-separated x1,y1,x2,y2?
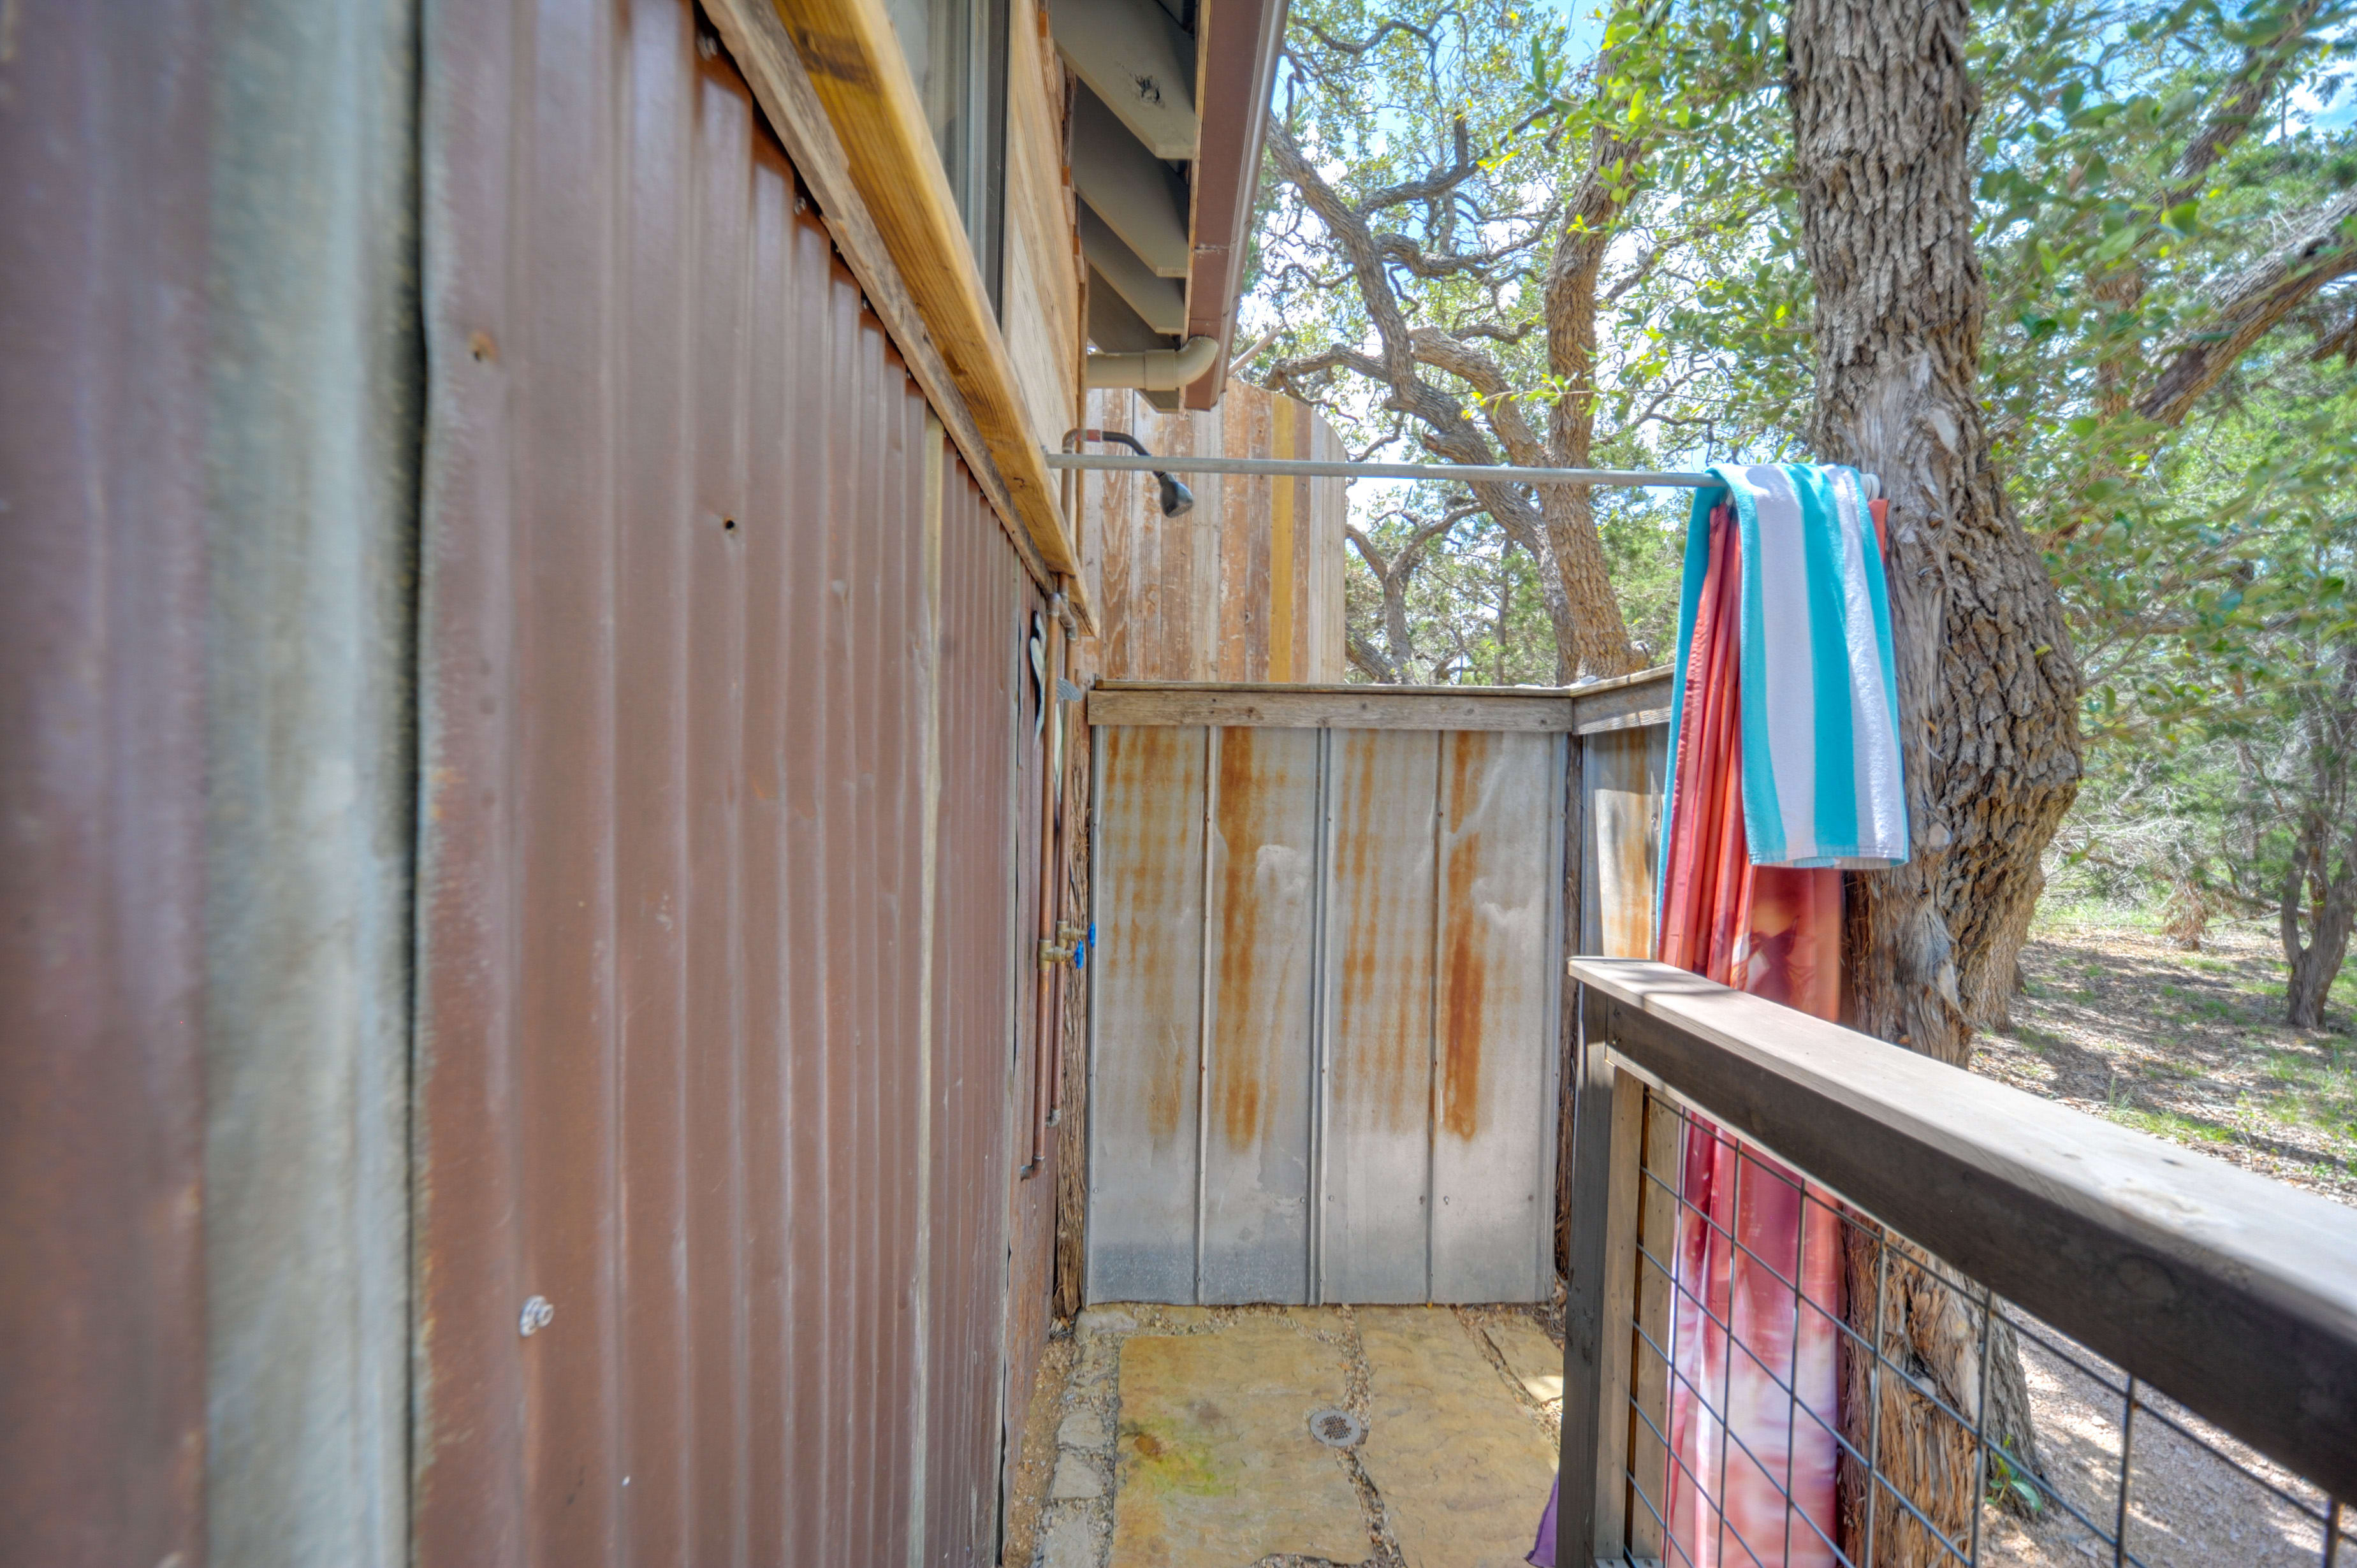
1084,334,1220,392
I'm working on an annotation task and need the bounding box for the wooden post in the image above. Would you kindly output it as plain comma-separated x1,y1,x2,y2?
1628,1090,1680,1564
1563,987,1646,1564
1557,730,1584,1281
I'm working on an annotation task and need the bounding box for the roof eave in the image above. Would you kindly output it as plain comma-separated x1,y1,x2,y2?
1178,0,1287,410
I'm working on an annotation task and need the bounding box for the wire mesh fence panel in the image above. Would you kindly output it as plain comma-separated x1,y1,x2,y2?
1614,1084,2348,1568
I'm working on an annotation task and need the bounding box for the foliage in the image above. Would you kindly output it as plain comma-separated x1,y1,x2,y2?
1240,0,1790,678
1248,0,2357,1015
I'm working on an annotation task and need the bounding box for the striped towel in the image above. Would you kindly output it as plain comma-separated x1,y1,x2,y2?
1663,463,1908,869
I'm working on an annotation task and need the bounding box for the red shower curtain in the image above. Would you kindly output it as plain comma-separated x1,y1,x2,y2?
1656,504,1844,1568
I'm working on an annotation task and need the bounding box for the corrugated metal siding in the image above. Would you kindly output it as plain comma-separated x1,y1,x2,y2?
1579,725,1669,960
998,636,1058,1532
938,468,1035,1565
201,1,420,1562
414,4,1041,1562
0,3,213,1563
1086,722,1566,1305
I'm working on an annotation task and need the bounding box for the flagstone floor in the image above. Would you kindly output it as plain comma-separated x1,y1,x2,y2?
1007,1300,1566,1568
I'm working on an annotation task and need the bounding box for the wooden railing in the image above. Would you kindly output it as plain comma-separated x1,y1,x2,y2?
1559,957,2357,1567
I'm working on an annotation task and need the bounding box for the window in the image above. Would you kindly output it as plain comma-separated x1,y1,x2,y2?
884,0,1010,311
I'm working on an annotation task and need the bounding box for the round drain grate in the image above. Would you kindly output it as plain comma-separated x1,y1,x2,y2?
1307,1408,1366,1449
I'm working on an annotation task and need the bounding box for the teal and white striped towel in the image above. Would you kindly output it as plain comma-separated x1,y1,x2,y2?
1665,462,1909,869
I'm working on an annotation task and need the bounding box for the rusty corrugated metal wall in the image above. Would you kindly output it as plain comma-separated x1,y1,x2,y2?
0,4,214,1565
413,3,1046,1562
1085,719,1567,1305
1579,725,1669,961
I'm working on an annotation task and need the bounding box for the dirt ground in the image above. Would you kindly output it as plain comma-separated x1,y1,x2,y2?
1978,911,2357,1205
1971,910,2349,1565
1973,1312,2338,1567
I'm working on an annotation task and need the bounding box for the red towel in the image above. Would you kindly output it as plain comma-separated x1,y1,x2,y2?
1656,505,1844,1568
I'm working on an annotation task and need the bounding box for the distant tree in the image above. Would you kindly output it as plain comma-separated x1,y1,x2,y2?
2271,635,2357,1026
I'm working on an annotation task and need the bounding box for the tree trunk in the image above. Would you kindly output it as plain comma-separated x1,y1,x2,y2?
2280,642,2357,1030
1538,120,1647,683
2282,843,2357,1029
1790,0,2082,1557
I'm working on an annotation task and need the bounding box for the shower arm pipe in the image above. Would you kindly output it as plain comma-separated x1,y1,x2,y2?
1042,451,1728,488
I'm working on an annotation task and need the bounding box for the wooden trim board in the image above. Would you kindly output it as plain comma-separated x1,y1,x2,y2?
1573,957,2357,1503
713,0,1090,614
703,0,1076,613
1570,678,1672,736
1090,685,1578,732
1087,670,1674,734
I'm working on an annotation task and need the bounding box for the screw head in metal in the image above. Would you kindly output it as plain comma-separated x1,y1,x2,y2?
1307,1407,1364,1449
519,1296,555,1337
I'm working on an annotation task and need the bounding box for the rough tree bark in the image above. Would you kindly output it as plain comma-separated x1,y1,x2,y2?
1535,113,1652,674
1789,0,2085,1557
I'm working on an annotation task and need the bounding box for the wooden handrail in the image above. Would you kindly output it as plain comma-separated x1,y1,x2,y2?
1562,956,2357,1533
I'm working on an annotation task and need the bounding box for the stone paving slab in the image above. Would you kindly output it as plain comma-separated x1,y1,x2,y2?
1109,1319,1368,1568
1481,1316,1566,1405
1357,1307,1558,1568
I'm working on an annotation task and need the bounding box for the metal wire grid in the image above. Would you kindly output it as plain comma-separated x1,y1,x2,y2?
1613,1084,2349,1568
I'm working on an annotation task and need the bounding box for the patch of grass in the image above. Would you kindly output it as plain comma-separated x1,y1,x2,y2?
2260,1054,2357,1140
2109,1103,2238,1144
2008,1024,2066,1054
2011,913,2357,1198
2136,1056,2206,1082
2033,897,2157,935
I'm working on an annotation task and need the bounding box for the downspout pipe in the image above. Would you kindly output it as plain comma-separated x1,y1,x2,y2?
1084,333,1220,391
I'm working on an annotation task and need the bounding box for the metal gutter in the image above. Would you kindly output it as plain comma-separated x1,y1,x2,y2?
1180,0,1290,409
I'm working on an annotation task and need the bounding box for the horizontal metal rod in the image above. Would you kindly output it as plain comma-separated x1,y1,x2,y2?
1043,450,1721,488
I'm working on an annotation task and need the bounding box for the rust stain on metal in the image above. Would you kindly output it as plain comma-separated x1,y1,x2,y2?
1215,729,1269,1147
1585,726,1666,959
1103,725,1201,1145
1210,727,1317,1151
1439,924,1488,1141
1329,730,1437,1134
1438,733,1489,1140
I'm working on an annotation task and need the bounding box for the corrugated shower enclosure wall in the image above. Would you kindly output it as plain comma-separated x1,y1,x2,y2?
1084,702,1570,1305
413,4,1044,1564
